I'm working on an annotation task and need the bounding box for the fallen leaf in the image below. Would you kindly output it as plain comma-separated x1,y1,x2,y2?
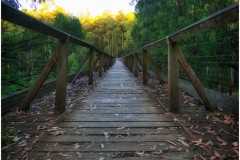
24,133,30,139
210,156,217,160
204,141,214,146
150,145,157,150
76,152,81,158
194,154,207,160
51,131,66,136
103,132,109,138
233,142,238,147
53,143,58,147
192,139,202,145
165,141,177,146
17,140,27,147
58,152,69,157
178,139,189,147
151,150,163,155
47,127,60,132
218,141,228,146
136,151,145,156
48,112,54,115
46,151,51,158
13,136,21,142
178,136,186,140
213,150,221,158
101,143,104,149
74,143,81,149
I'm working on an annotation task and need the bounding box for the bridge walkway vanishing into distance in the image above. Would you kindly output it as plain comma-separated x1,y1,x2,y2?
26,60,200,159
3,60,239,159
1,2,239,160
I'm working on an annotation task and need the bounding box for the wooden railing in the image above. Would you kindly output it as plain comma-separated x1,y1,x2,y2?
123,4,238,113
2,3,115,113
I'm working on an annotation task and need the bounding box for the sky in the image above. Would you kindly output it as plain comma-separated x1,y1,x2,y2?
19,0,135,17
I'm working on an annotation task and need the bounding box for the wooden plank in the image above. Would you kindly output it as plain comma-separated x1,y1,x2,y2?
88,48,94,85
54,38,69,113
32,141,181,152
143,37,167,50
62,114,173,122
98,54,103,77
45,128,181,135
55,122,178,128
27,151,195,160
177,48,213,111
103,55,107,72
20,42,60,110
147,54,167,83
167,38,179,113
143,49,148,85
38,134,180,143
133,54,138,77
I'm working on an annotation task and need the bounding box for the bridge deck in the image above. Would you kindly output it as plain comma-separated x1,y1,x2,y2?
26,61,198,159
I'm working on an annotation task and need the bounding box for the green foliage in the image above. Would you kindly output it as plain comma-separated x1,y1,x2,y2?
53,13,85,39
80,12,135,57
1,131,11,145
68,52,80,73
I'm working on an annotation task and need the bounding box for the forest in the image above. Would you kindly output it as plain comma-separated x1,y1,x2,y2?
2,0,239,97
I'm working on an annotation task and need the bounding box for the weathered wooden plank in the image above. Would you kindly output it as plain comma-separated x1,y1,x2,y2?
32,141,181,152
45,128,181,135
98,54,103,77
62,114,173,122
133,54,138,77
27,151,195,160
143,49,148,85
55,122,178,128
167,38,179,113
177,47,213,111
38,134,181,143
72,107,164,114
55,38,69,113
88,48,94,85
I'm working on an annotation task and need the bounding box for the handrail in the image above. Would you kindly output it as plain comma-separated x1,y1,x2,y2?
1,2,110,56
2,2,115,112
123,4,239,114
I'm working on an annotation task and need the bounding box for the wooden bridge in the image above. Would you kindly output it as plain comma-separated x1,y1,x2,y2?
2,3,239,160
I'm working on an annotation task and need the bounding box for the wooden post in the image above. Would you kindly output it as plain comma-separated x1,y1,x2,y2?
229,67,234,96
168,38,179,113
147,54,167,83
177,47,213,111
99,54,103,77
133,54,138,77
106,57,109,69
54,37,69,113
88,47,94,85
129,56,132,70
21,40,59,110
143,49,148,85
104,55,107,72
